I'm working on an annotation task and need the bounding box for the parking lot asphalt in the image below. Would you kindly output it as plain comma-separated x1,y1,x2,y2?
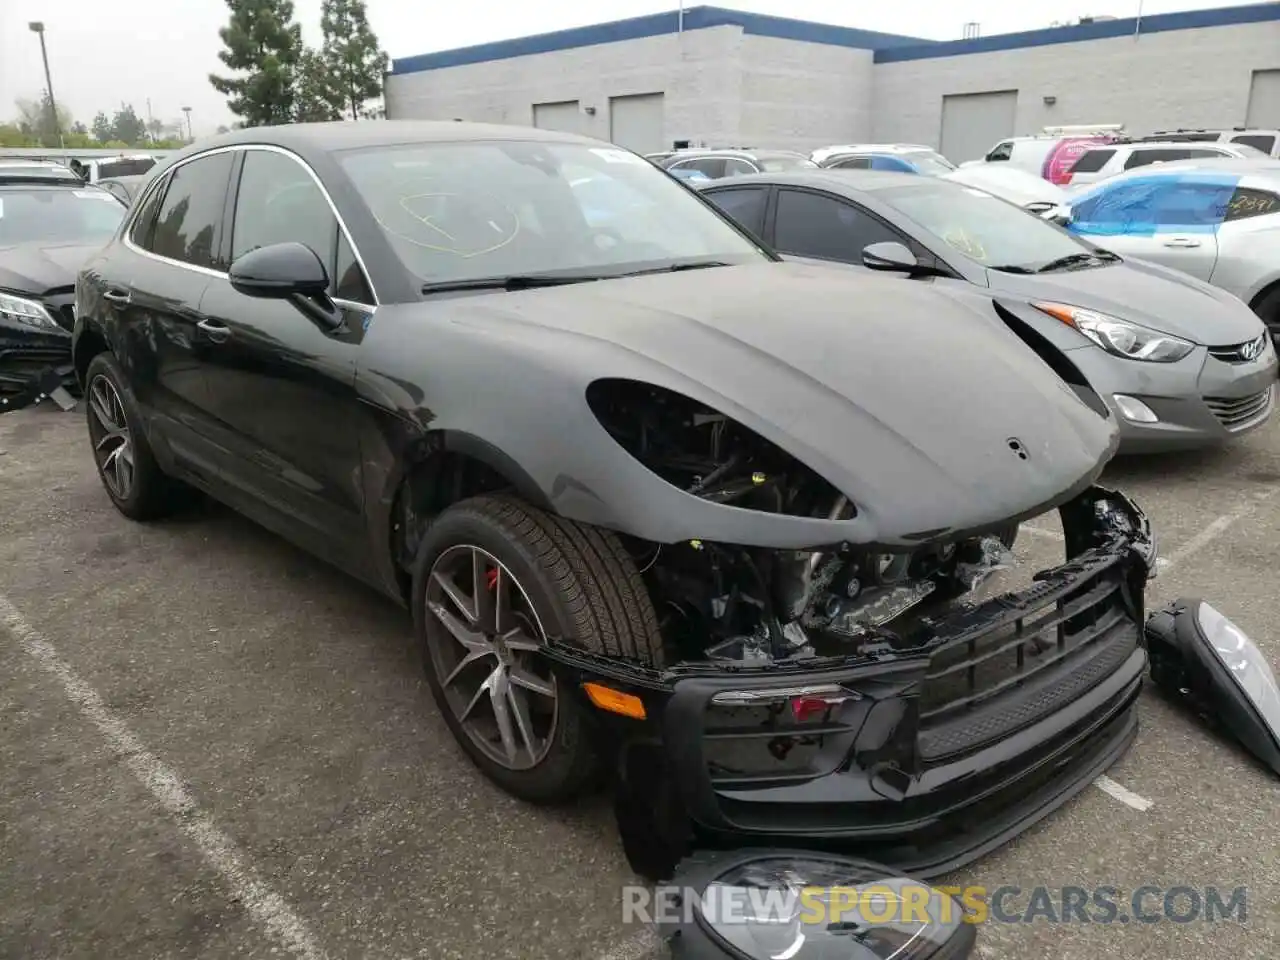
1,403,1278,960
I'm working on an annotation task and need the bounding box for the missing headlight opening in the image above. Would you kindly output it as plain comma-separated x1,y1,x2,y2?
587,378,1035,667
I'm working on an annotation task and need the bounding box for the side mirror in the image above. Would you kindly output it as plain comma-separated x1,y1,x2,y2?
229,241,342,331
229,241,330,299
1043,206,1073,227
861,241,918,273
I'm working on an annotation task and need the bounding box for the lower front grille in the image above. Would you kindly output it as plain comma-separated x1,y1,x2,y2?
917,559,1136,762
1205,386,1274,429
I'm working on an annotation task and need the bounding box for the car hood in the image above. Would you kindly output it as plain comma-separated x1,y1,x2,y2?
0,241,101,295
942,167,1067,207
985,256,1267,345
429,262,1118,543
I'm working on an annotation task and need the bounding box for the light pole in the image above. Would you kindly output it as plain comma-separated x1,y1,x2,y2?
182,106,193,142
28,22,63,148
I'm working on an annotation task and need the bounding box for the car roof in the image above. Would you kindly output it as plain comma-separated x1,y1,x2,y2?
163,120,610,164
697,169,920,197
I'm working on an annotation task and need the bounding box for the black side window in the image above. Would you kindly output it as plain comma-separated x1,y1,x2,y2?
128,173,170,249
148,152,235,269
1225,186,1280,221
722,158,757,178
674,157,727,179
831,156,873,169
773,189,903,262
706,187,768,239
1124,148,1188,169
1069,149,1114,173
233,149,374,304
1232,134,1276,153
987,142,1013,162
334,228,374,304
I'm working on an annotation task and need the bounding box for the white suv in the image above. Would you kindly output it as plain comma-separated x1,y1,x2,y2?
1137,128,1280,158
1064,140,1268,187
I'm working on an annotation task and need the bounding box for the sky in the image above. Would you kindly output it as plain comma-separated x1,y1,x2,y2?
0,0,1259,136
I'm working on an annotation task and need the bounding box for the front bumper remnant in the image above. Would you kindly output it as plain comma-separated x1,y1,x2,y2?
545,485,1156,881
0,362,77,413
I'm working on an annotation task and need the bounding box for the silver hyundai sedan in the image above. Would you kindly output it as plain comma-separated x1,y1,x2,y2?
1058,158,1280,348
697,170,1277,452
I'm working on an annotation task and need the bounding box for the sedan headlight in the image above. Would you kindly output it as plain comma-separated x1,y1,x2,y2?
0,292,60,331
659,851,976,959
1033,302,1195,362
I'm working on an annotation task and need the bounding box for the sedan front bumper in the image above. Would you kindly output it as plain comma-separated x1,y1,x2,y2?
1065,340,1277,452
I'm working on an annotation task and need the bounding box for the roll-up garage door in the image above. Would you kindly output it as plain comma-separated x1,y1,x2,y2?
940,90,1018,164
532,100,582,134
609,93,665,154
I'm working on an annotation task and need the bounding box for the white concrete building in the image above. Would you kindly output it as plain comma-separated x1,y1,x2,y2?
384,3,1280,162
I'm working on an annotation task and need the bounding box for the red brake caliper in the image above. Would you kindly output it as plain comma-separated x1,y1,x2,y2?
486,568,499,591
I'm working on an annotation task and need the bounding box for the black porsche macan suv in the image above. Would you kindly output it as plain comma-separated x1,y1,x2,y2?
72,121,1156,881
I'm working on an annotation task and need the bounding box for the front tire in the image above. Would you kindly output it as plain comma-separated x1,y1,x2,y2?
84,353,185,520
411,494,665,804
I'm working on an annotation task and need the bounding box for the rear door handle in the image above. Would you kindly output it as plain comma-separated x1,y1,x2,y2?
1162,236,1202,248
103,288,131,305
196,319,232,343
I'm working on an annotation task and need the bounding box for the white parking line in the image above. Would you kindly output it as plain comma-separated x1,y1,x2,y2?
1093,774,1154,812
596,927,661,960
0,595,327,960
1159,488,1279,572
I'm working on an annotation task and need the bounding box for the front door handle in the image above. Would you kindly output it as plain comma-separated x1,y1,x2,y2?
1162,236,1202,248
103,288,131,305
196,319,232,343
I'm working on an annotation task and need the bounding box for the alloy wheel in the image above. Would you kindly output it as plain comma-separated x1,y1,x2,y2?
424,545,559,771
87,375,134,500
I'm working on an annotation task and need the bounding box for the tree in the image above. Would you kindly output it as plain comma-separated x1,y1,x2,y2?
209,0,304,127
294,48,342,121
320,0,388,121
14,92,72,146
112,104,148,145
91,111,113,143
146,117,166,142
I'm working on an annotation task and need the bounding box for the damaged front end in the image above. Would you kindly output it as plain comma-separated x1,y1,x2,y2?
548,382,1156,880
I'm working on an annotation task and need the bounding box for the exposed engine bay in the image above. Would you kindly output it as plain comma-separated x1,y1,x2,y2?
587,380,1023,666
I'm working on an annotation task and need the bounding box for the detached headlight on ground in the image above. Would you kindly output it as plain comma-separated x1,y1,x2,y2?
1146,598,1280,776
659,850,976,959
1034,302,1194,362
0,292,60,331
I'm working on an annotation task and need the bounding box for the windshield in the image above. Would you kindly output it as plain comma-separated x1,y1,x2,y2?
878,180,1092,270
0,186,126,245
338,140,767,284
758,155,819,172
905,151,957,175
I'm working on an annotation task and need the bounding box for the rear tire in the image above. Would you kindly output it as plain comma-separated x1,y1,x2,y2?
411,494,665,804
84,353,187,521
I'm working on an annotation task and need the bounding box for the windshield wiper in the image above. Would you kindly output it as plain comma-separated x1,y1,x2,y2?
420,274,605,294
1033,252,1108,273
614,259,734,278
987,263,1037,274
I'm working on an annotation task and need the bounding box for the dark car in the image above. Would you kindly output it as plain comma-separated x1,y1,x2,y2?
74,121,1155,881
697,171,1275,452
0,175,126,408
